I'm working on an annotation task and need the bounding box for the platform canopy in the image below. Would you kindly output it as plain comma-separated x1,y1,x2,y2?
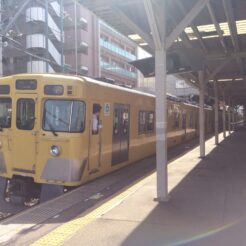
80,0,246,105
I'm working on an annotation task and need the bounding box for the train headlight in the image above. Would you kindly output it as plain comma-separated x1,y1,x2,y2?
50,145,61,157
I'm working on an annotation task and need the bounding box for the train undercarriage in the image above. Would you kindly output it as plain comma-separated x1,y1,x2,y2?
0,176,65,205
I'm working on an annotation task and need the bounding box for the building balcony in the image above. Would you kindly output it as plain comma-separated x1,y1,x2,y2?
63,16,88,31
100,38,136,61
27,60,55,73
26,7,62,42
26,34,61,65
100,60,137,79
63,41,88,54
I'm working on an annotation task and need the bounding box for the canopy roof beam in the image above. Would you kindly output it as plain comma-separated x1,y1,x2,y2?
222,0,245,76
166,0,210,49
2,0,31,35
209,57,234,79
143,0,162,48
166,1,192,49
206,51,246,61
174,0,207,52
112,7,155,51
207,1,227,53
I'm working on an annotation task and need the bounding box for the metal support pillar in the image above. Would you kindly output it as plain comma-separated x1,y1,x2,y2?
222,91,226,138
144,0,168,202
60,0,64,72
74,0,78,75
199,70,205,158
228,100,231,135
244,104,246,127
45,0,49,72
214,80,219,145
0,0,2,76
232,103,235,130
155,47,168,201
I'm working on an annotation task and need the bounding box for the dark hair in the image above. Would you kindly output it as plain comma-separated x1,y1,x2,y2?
93,104,102,113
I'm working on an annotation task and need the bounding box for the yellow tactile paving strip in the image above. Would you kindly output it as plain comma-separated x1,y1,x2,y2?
31,172,154,246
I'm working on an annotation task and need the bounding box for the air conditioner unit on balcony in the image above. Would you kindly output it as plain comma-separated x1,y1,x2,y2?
79,17,87,24
80,41,88,48
80,66,88,71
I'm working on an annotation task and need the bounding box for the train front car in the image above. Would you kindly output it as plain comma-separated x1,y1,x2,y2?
0,74,88,203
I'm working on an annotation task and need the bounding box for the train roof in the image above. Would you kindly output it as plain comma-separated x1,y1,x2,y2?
0,73,212,109
1,73,156,98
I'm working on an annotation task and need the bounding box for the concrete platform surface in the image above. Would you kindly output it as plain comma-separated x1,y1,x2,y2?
56,130,246,246
2,130,246,246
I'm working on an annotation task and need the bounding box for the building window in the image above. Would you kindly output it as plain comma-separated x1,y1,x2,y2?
79,41,88,55
79,17,88,31
80,66,88,75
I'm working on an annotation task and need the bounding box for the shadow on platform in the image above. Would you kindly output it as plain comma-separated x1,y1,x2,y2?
118,131,246,246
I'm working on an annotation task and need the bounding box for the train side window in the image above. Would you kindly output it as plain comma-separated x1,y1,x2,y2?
147,112,154,131
122,109,129,135
172,111,179,129
113,108,120,135
0,98,12,128
139,111,154,134
92,104,102,135
190,112,193,128
16,99,35,130
182,113,186,129
138,111,146,134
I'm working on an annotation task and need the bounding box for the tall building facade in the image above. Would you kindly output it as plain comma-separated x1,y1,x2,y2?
2,0,63,75
1,0,138,87
99,21,138,87
63,0,99,77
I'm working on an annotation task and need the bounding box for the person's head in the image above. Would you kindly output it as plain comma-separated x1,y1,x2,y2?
93,104,101,115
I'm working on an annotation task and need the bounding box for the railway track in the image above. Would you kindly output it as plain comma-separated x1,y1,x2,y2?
0,199,25,222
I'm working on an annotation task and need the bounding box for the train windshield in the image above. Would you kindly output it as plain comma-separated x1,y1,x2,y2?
0,98,12,128
43,100,86,133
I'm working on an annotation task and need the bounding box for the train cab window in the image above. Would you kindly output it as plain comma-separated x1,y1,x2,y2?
43,100,86,133
16,99,35,130
0,98,12,128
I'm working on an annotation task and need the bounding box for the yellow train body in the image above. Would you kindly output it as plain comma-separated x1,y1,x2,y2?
0,74,214,201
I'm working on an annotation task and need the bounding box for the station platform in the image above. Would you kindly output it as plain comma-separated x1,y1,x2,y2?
1,130,246,246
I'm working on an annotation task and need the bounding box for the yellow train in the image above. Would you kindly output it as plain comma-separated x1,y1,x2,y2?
0,74,214,203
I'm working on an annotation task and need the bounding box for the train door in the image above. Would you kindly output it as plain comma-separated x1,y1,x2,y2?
182,111,187,137
12,96,37,173
88,103,102,173
112,104,130,165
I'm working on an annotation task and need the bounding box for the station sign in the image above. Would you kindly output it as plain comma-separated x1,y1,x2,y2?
104,103,110,116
